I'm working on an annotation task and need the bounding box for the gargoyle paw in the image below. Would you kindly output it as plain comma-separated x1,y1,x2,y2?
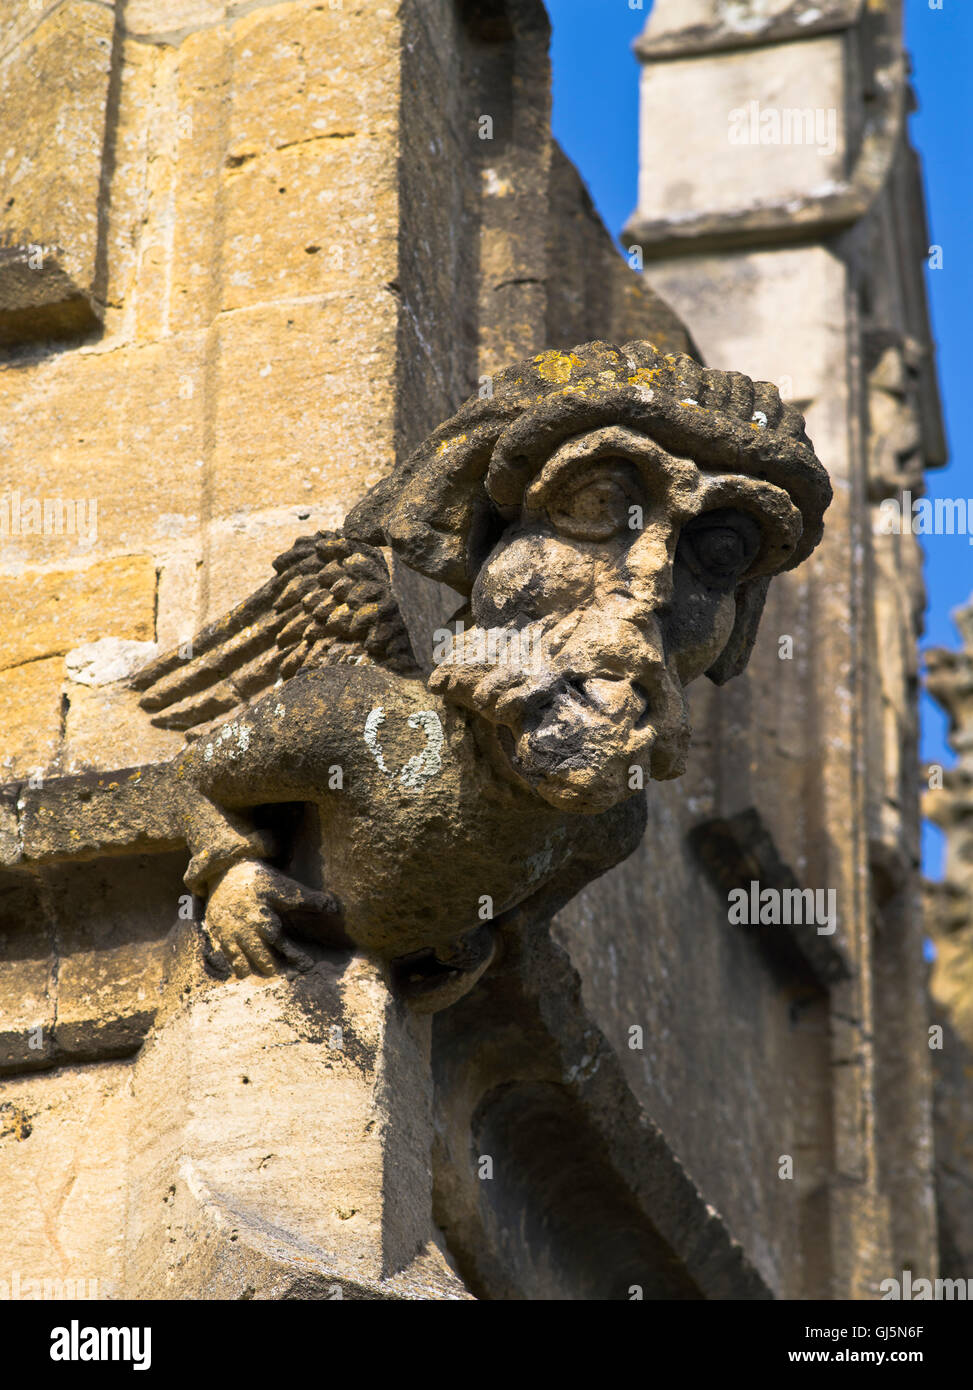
204,861,337,978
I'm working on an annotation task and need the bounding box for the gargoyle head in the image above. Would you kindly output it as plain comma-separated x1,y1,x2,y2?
346,341,831,813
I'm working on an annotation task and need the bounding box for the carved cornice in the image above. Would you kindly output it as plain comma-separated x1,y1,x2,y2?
634,0,867,63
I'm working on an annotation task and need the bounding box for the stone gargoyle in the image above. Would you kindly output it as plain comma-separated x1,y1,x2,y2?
133,341,832,1011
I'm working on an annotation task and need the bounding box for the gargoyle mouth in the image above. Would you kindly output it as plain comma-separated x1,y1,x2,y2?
429,620,690,806
488,671,676,811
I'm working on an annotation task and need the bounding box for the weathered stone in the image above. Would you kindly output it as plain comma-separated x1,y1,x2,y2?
925,597,973,1048
125,953,469,1298
611,0,943,1296
196,507,346,623
0,785,19,867
20,765,183,863
44,856,181,1061
0,339,207,565
0,881,55,1072
65,638,159,687
0,656,64,780
208,299,398,524
63,681,184,780
0,0,117,342
0,1059,133,1298
924,594,973,1278
636,38,847,225
689,807,852,989
0,558,156,673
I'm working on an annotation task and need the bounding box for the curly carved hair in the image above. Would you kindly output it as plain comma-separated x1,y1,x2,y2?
344,340,832,683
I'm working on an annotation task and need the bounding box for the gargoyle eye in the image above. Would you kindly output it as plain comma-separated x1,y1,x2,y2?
678,509,762,590
547,460,641,541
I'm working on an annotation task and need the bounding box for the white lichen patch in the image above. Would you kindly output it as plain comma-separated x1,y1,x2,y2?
364,707,390,774
364,706,444,791
399,711,444,792
206,719,253,760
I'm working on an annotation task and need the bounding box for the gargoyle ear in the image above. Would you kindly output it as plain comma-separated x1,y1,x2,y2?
705,575,771,685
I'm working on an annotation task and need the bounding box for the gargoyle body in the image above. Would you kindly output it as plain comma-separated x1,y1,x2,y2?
134,341,831,1011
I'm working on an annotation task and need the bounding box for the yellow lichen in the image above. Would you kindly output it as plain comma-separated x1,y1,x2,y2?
436,433,467,456
626,368,659,389
533,351,584,384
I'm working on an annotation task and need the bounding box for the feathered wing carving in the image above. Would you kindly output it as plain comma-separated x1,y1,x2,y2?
131,531,418,736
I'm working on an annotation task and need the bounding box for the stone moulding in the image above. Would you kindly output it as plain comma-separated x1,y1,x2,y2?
634,1,867,63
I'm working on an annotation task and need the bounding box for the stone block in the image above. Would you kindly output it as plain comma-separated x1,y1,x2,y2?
20,764,182,862
0,337,207,563
209,299,397,524
0,657,64,778
63,681,184,774
0,1060,133,1298
644,246,847,410
125,957,469,1298
0,0,117,343
197,505,347,624
0,557,156,671
44,856,181,1061
0,878,55,1072
220,138,396,312
636,36,846,224
227,1,392,163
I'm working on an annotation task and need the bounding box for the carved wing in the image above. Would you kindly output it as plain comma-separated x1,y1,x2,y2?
131,531,417,736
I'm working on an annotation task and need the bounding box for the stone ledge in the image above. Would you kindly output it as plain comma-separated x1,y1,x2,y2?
688,808,853,991
0,0,117,344
624,195,868,262
0,850,185,1076
7,763,182,867
634,0,864,63
0,244,101,346
625,0,904,261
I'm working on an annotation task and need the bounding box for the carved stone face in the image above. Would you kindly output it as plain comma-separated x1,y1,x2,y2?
347,341,832,817
429,425,804,813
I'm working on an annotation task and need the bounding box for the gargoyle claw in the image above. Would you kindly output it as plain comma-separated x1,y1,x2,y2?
203,861,338,978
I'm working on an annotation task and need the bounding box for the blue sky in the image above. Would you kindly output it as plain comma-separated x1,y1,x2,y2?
546,0,971,877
